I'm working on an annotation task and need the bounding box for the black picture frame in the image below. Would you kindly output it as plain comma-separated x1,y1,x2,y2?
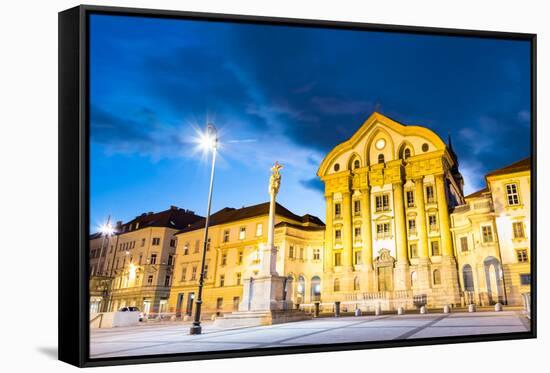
58,4,537,368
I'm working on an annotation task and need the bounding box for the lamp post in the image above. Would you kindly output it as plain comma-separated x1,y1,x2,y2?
190,123,218,335
96,216,115,312
97,216,114,276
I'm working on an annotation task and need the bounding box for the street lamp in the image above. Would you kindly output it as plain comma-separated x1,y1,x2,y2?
96,216,115,313
97,216,115,276
190,123,218,335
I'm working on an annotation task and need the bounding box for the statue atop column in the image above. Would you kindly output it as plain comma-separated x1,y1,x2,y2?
215,160,309,325
269,161,283,196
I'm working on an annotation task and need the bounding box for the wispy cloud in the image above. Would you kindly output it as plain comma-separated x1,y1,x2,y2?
311,96,374,115
460,159,486,195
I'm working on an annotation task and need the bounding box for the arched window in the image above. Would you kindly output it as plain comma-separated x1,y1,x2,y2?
433,269,441,285
334,163,340,172
333,278,341,292
410,271,417,288
404,148,411,159
297,275,305,295
353,276,360,291
462,265,474,291
311,276,321,301
378,154,385,164
353,159,360,169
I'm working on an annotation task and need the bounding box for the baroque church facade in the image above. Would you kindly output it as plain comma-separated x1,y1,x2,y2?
90,112,531,317
317,112,465,310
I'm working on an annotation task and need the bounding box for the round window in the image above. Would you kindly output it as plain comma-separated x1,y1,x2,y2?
375,138,386,150
334,163,340,171
422,143,429,152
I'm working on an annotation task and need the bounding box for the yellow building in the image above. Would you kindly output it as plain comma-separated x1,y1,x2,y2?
451,158,531,307
167,202,325,317
317,112,464,310
91,206,202,315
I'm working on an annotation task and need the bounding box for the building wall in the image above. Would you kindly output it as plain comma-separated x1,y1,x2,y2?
105,226,179,314
168,215,324,317
451,169,531,307
488,170,531,305
317,113,462,309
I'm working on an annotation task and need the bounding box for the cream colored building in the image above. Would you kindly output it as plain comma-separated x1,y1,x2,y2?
89,206,202,315
451,158,531,307
167,203,325,317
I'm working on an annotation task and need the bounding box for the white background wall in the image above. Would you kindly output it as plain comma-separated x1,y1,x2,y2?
0,0,547,371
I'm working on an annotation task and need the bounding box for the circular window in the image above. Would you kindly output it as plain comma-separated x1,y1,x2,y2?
375,138,386,150
334,163,340,172
422,143,429,152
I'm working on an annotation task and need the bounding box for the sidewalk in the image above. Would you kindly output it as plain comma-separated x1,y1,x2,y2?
90,310,530,358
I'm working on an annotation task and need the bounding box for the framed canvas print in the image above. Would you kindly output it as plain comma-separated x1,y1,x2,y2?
58,5,537,367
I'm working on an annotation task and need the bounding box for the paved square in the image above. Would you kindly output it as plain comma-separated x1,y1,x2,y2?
90,311,530,358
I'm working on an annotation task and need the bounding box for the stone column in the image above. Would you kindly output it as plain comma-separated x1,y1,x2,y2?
392,182,408,263
435,174,453,257
342,190,353,269
435,173,461,306
261,189,278,276
325,194,333,274
414,177,429,258
414,177,431,293
361,187,373,268
362,187,375,292
393,181,409,291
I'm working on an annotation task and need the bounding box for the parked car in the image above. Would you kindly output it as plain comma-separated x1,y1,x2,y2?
119,306,144,321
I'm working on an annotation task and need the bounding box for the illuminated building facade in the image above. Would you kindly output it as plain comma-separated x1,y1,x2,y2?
451,158,531,306
90,113,531,316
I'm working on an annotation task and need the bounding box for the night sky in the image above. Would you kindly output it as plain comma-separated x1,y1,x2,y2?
89,14,531,229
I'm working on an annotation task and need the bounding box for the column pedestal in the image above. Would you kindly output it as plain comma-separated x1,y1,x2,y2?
438,256,461,306
394,261,410,291
238,275,289,312
414,257,432,294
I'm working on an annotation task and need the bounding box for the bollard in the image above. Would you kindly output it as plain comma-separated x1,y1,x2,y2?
443,305,451,314
334,301,341,317
375,305,382,316
314,302,320,318
468,304,476,313
420,306,428,314
494,303,503,312
397,307,404,315
354,308,361,317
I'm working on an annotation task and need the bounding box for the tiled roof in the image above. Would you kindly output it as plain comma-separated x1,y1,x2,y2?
464,187,490,199
486,157,531,177
274,221,326,231
177,202,324,234
117,206,203,234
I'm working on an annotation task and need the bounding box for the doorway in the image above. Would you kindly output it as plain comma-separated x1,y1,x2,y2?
378,266,393,292
143,300,151,316
176,293,184,318
186,292,195,315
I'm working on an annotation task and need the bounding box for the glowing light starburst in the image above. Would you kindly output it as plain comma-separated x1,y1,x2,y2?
98,222,115,236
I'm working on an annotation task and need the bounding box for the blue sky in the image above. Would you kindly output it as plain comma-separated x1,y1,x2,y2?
89,14,531,229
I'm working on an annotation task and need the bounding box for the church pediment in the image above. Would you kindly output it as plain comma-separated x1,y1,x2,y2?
317,112,450,179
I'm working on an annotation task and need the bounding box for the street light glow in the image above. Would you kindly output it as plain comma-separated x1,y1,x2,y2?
194,123,218,152
98,222,115,236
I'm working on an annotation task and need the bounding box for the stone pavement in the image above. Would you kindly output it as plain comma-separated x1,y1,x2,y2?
90,311,530,358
